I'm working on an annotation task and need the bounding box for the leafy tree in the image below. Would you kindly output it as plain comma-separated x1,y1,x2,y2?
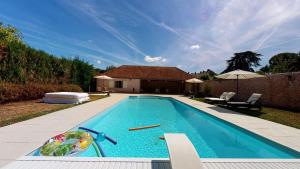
0,23,22,46
206,69,217,76
257,65,270,75
200,75,209,80
105,65,116,71
266,53,300,73
259,65,270,73
70,57,95,91
223,51,261,73
94,68,105,74
196,69,216,81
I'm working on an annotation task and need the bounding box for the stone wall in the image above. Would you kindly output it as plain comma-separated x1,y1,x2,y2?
201,72,300,111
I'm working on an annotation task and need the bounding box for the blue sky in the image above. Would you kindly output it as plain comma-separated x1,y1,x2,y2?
1,0,300,73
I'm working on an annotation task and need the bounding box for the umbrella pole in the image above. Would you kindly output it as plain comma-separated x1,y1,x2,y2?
236,75,239,95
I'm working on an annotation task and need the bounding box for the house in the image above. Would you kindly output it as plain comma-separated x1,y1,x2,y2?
95,65,193,94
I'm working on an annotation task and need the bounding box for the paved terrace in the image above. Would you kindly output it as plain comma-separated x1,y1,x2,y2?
1,94,300,169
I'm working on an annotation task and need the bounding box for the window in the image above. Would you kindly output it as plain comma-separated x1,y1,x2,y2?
114,81,123,88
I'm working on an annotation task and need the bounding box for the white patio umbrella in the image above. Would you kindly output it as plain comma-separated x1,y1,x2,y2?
186,78,203,83
94,75,113,80
186,78,203,94
216,69,264,94
94,75,113,92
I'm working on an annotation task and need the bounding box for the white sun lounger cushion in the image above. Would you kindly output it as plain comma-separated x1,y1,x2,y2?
224,92,236,101
205,92,228,101
227,101,248,105
227,93,262,106
205,92,235,102
219,92,229,99
205,98,226,101
246,93,262,104
43,92,89,104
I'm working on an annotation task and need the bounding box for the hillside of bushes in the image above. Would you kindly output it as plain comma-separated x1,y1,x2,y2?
0,23,96,103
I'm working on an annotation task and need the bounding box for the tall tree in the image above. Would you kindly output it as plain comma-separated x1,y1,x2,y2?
105,65,116,71
266,52,300,73
222,51,261,73
0,23,22,46
195,69,216,81
0,23,22,60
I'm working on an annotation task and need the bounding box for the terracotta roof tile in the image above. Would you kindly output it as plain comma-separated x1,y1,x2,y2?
100,65,193,80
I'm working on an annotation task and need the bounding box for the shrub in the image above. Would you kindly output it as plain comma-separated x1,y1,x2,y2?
0,82,82,103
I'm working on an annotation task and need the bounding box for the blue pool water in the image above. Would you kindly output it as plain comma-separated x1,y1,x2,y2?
33,96,300,158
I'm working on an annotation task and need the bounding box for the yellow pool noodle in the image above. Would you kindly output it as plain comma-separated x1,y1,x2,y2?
129,124,160,131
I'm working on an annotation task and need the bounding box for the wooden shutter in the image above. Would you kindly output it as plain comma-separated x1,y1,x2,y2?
109,80,114,88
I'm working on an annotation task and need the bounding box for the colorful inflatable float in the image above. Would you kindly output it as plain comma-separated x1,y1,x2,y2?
39,127,117,157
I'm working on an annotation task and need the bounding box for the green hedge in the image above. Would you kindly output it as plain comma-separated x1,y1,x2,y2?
0,82,82,103
0,23,96,92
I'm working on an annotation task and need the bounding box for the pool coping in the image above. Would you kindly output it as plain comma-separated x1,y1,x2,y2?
0,94,299,168
15,156,300,162
169,95,300,153
2,156,300,169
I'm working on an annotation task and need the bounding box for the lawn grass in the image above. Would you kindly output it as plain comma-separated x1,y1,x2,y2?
193,97,300,129
0,95,107,127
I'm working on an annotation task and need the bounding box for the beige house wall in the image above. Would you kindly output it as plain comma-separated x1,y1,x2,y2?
97,78,140,93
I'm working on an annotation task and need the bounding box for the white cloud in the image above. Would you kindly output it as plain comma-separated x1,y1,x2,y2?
190,44,200,50
125,2,224,51
176,65,182,68
96,60,101,64
144,55,166,63
161,0,300,72
63,1,147,56
211,0,300,51
39,0,300,72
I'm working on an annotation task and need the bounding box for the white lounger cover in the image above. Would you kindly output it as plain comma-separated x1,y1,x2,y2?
43,92,89,104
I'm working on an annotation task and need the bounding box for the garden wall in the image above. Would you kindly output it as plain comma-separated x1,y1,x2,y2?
202,72,300,111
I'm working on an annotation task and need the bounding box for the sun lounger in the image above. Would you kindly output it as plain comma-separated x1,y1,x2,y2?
102,90,110,96
165,133,204,169
43,92,90,104
205,92,235,102
227,93,262,110
205,92,227,101
97,87,110,96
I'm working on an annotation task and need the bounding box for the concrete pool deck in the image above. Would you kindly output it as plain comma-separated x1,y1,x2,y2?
0,94,128,167
0,93,299,168
172,95,300,152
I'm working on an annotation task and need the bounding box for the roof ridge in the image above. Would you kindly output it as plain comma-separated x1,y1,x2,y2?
121,65,177,68
98,65,193,80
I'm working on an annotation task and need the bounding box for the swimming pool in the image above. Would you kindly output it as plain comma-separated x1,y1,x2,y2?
33,96,300,158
